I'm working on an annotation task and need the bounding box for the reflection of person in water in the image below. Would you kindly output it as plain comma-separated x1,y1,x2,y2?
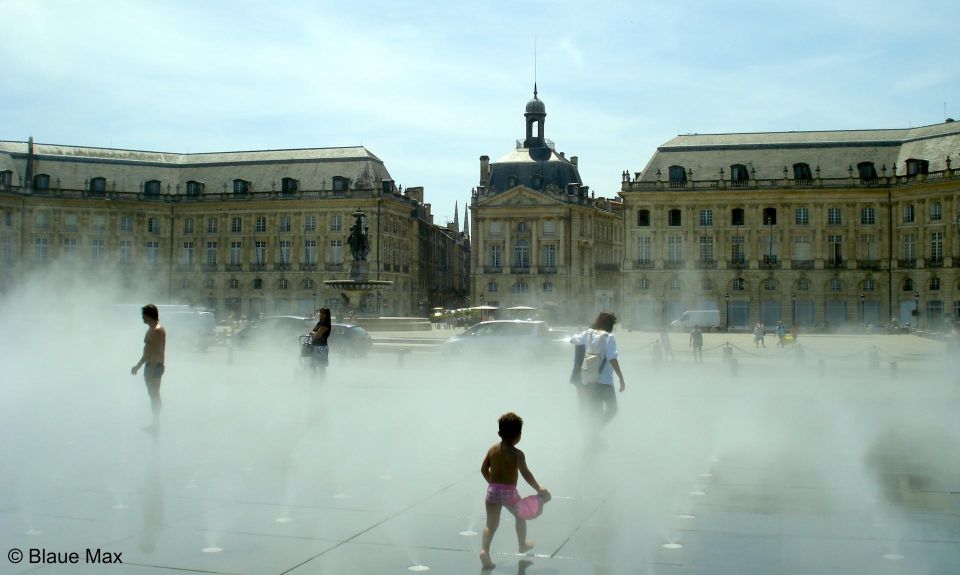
139,457,164,553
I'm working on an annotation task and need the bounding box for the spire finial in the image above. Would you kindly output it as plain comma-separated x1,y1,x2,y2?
534,82,538,100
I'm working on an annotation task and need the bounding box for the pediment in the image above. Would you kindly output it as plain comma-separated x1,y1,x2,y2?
478,186,560,208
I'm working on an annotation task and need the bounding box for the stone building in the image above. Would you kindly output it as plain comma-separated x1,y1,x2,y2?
470,88,624,324
619,121,960,331
0,140,470,319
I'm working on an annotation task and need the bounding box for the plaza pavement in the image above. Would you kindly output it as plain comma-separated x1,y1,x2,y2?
2,328,958,575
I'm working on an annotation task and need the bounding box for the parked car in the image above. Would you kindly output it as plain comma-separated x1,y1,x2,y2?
232,315,372,357
442,320,565,359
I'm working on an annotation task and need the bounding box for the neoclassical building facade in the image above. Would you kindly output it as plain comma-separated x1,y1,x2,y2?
470,89,624,324
0,141,470,319
619,121,960,330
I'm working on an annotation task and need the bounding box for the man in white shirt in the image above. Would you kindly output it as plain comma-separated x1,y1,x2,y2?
570,312,626,429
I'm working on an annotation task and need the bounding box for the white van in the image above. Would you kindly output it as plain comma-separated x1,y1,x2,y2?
670,310,721,331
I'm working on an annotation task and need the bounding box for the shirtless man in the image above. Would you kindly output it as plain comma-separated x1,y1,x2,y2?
131,304,166,431
479,412,550,569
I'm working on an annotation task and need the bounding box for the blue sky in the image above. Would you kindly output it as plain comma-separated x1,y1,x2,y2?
3,0,958,226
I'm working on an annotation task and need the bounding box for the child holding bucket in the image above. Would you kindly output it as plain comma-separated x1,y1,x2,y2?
479,412,551,569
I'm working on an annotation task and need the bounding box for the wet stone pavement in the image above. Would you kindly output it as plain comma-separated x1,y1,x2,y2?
2,330,958,574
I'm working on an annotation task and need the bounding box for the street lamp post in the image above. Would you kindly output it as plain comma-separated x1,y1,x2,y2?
914,291,920,331
792,293,797,328
725,293,730,331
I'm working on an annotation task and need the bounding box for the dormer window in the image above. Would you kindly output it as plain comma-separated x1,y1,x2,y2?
186,181,204,196
507,175,518,188
905,159,929,178
90,177,106,194
668,166,687,187
0,170,12,186
793,163,813,182
281,177,298,195
332,176,349,192
144,180,161,196
857,162,878,183
730,164,749,186
233,179,250,195
531,174,543,189
33,174,50,191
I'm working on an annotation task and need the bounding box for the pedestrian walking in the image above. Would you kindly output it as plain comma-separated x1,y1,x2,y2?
569,312,626,432
753,321,766,348
689,325,704,363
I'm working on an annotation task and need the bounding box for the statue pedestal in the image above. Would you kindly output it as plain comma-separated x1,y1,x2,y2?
349,262,369,281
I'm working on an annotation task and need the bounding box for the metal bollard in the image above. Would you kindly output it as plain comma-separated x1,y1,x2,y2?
722,343,733,364
890,360,898,379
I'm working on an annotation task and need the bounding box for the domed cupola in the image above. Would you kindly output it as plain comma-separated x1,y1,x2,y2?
523,84,547,148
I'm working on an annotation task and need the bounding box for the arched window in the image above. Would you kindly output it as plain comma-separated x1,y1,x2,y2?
668,165,687,187
731,208,745,226
511,281,529,293
732,278,745,292
278,278,289,290
542,282,554,292
638,278,649,290
144,180,161,196
253,278,264,290
793,163,813,182
702,279,714,291
796,279,810,291
637,209,651,227
829,278,842,292
531,174,543,189
90,177,106,194
764,278,777,291
487,281,498,293
730,164,749,186
930,277,941,291
763,207,777,225
902,278,914,292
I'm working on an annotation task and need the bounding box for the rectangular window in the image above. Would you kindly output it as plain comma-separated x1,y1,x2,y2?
668,210,682,227
230,241,242,265
231,217,242,233
794,234,811,260
637,210,650,227
795,207,809,225
92,214,105,232
147,217,160,234
329,239,342,263
490,221,502,236
119,240,133,264
637,237,651,264
903,234,916,260
931,232,943,262
64,214,78,231
62,238,78,261
4,211,12,227
35,212,49,229
205,241,218,265
304,240,316,263
489,244,501,267
930,202,942,221
207,217,218,234
827,207,842,225
304,215,317,232
903,205,915,223
543,221,556,236
667,236,683,262
255,241,267,265
330,214,342,232
33,237,49,262
120,215,133,233
90,238,105,262
146,241,160,265
543,244,556,267
699,209,713,227
279,215,291,233
278,240,291,265
827,234,843,263
255,216,267,233
181,242,194,265
860,207,875,225
183,218,194,234
698,236,714,262
3,237,14,264
731,235,745,264
860,234,879,260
